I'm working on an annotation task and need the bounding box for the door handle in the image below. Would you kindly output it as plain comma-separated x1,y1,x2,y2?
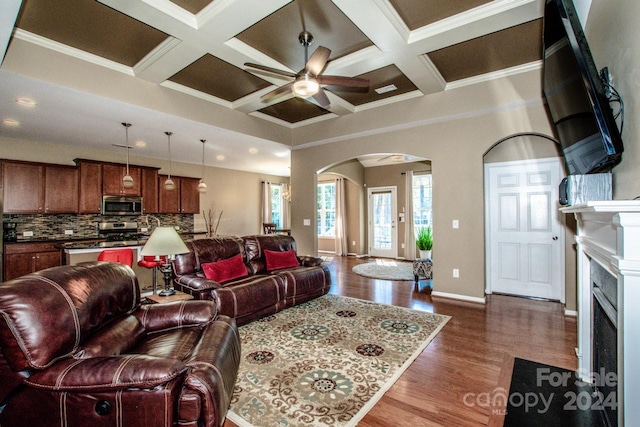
552,236,558,240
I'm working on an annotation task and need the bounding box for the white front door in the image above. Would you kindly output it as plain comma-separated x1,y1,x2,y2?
485,158,565,301
368,186,397,258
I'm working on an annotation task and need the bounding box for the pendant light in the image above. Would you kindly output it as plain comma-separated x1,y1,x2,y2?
164,131,175,190
122,122,134,188
198,139,207,194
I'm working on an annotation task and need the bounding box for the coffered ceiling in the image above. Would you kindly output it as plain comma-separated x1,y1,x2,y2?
0,0,545,174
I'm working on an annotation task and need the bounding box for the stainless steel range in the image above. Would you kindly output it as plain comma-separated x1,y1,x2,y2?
97,222,143,247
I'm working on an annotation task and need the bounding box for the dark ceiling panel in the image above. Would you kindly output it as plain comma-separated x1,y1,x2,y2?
169,54,272,102
259,97,330,123
326,65,418,106
389,0,491,30
427,19,543,82
169,0,213,15
236,0,373,72
15,0,168,67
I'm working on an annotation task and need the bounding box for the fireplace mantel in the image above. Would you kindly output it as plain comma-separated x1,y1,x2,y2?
561,201,640,426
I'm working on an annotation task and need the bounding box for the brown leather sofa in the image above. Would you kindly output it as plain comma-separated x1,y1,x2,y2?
172,234,331,325
0,262,240,427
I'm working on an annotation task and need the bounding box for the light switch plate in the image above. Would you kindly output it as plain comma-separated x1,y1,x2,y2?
64,230,74,235
303,219,311,226
23,231,34,237
452,220,459,229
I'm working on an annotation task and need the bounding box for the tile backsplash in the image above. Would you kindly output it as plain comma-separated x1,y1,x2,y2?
3,214,194,241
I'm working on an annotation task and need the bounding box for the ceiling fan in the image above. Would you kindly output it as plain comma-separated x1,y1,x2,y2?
244,31,369,108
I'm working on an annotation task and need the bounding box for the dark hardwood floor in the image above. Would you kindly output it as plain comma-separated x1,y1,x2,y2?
225,256,578,427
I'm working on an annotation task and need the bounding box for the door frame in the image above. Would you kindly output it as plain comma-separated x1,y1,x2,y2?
367,186,398,258
484,157,566,302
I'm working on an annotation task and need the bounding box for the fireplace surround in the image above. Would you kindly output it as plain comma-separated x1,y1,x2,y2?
562,201,640,426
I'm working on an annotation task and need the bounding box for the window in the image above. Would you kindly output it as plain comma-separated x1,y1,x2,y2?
317,182,336,236
413,174,432,234
271,184,283,228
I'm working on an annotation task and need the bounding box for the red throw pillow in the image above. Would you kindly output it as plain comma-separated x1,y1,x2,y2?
201,254,248,283
264,249,299,271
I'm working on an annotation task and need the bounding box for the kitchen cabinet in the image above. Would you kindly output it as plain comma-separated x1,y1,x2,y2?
2,161,44,214
44,165,78,213
180,177,200,214
158,175,200,214
141,168,159,214
76,160,102,214
102,163,141,196
3,242,61,281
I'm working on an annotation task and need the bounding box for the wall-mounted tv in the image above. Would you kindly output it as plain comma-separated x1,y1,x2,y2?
542,0,623,175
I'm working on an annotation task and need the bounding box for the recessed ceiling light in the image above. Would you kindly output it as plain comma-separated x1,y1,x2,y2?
2,118,20,126
249,148,258,154
15,97,37,107
216,154,225,161
374,84,397,95
135,140,146,148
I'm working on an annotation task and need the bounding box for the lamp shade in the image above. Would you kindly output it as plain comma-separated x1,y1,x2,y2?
141,227,189,257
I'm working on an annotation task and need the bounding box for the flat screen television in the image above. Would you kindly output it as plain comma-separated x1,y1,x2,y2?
542,0,623,175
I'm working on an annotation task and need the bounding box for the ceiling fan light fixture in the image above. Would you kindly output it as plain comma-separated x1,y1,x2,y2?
292,75,320,97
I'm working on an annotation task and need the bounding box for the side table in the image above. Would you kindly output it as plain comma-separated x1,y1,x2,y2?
146,290,193,304
413,258,433,284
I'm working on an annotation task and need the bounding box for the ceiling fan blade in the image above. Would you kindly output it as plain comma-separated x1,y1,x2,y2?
317,75,369,88
304,46,330,76
261,82,294,101
245,62,296,78
312,87,331,108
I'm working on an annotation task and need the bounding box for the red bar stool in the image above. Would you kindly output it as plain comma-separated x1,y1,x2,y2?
137,255,167,294
97,248,134,267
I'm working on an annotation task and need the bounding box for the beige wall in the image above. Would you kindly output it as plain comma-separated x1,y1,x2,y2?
586,0,640,200
291,70,556,299
0,136,286,236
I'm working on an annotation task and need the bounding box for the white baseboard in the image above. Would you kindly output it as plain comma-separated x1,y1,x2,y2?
564,308,578,317
431,291,486,304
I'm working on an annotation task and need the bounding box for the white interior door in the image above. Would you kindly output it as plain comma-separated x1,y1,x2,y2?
485,158,565,301
368,186,397,258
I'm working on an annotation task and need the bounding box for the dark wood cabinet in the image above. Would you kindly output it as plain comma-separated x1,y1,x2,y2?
3,242,61,281
76,161,102,214
102,164,141,196
158,175,181,213
180,177,200,214
141,168,159,214
2,161,44,213
44,165,78,213
158,175,200,214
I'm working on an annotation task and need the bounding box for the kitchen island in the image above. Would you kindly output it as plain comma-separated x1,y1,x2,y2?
62,243,154,295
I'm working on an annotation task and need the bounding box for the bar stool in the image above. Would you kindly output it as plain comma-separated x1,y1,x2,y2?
137,255,166,294
97,248,134,267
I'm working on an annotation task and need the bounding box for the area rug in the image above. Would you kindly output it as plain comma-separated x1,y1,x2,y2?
227,294,450,427
505,358,604,427
352,259,414,281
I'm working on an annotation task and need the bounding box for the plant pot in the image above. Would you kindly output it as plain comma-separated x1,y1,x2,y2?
419,250,432,260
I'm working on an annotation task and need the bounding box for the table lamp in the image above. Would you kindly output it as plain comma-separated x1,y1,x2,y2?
140,226,189,296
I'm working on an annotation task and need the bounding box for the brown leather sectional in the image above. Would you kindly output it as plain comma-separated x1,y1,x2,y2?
0,262,241,427
172,234,332,325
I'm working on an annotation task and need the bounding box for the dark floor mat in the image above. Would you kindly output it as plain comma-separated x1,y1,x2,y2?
504,358,612,427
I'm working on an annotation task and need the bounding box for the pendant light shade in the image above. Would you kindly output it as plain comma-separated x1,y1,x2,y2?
122,122,134,188
164,131,175,190
198,139,207,194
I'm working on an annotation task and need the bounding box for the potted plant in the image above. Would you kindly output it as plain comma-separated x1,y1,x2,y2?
416,226,433,259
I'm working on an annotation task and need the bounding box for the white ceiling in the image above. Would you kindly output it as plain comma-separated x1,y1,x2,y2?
0,70,292,176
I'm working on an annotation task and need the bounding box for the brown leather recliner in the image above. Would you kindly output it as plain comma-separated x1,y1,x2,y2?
0,262,241,427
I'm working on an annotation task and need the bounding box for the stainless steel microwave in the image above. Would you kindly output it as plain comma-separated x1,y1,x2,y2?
102,196,143,216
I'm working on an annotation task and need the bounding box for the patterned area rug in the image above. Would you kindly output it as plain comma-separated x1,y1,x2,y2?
227,294,450,427
352,259,414,281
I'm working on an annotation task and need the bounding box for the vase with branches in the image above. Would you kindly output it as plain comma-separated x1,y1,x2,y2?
203,207,223,237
